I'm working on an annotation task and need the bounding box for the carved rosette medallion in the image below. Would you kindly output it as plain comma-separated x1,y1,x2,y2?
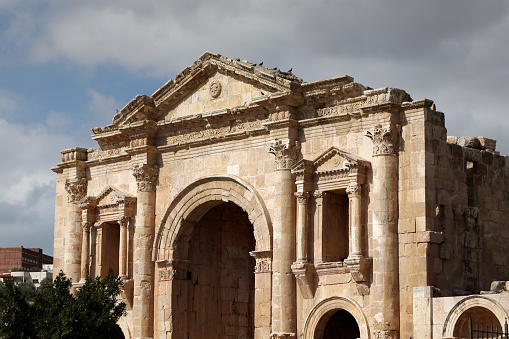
132,164,158,192
65,178,87,203
209,81,222,98
346,182,361,198
267,139,301,170
295,192,310,205
365,124,398,156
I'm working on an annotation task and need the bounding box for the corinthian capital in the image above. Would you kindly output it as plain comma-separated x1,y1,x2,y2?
294,192,310,204
365,124,398,155
132,164,158,192
267,139,300,170
65,178,87,203
346,182,361,198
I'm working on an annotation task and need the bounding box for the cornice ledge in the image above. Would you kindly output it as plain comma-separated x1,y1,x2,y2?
252,91,304,107
401,98,435,110
262,118,298,130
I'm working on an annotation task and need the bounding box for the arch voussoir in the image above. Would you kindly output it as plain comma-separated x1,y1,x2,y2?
154,175,272,262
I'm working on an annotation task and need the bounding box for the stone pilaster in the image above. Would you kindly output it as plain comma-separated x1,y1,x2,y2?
64,177,87,282
250,250,273,339
366,124,400,338
132,163,158,339
267,139,299,337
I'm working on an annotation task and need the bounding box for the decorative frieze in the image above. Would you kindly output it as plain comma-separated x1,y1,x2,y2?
267,139,301,170
65,178,87,203
132,164,158,192
373,330,398,339
157,118,265,148
365,124,398,155
157,259,190,281
87,146,129,162
249,250,272,273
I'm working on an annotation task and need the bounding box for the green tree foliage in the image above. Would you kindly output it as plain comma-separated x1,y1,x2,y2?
0,271,126,339
0,279,36,338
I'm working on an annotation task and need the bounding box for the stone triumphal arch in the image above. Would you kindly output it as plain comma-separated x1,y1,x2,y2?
53,52,509,338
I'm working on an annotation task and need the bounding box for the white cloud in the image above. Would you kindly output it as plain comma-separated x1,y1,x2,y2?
0,114,78,254
86,89,122,127
0,88,19,118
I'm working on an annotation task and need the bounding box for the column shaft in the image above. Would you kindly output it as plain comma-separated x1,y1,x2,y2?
64,203,83,282
372,154,399,337
347,184,362,259
80,223,91,281
119,218,128,279
295,192,309,262
272,169,296,334
132,163,158,339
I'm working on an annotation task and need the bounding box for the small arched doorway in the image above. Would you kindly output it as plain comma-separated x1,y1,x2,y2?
186,202,255,338
315,309,360,339
453,307,501,338
321,309,360,339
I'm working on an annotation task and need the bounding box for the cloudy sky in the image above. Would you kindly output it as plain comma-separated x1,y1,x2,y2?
0,1,508,256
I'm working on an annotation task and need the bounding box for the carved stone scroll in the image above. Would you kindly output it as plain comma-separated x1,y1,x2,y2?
132,164,158,192
267,139,301,170
365,124,398,155
65,178,87,203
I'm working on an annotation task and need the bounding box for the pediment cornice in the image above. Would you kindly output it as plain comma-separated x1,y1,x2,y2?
152,52,303,113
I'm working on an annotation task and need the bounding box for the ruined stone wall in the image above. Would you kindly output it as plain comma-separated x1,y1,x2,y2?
424,109,509,296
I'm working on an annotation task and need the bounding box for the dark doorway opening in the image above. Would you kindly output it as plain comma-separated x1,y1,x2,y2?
322,309,360,339
187,202,255,338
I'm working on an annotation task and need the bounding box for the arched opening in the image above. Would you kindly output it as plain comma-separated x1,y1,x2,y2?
186,202,255,338
453,306,501,338
314,309,360,339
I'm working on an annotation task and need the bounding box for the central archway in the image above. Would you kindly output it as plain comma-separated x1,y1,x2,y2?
187,202,255,337
154,175,273,338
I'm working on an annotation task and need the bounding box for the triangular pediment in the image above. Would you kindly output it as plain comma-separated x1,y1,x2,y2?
94,52,303,134
313,147,370,172
95,186,135,207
